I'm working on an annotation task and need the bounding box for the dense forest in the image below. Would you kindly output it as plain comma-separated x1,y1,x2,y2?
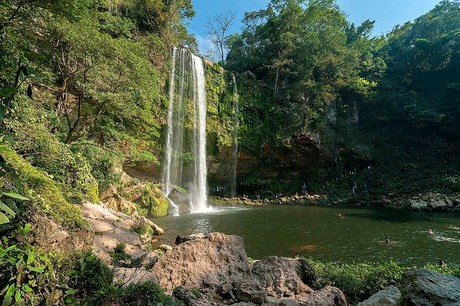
1,0,460,304
224,0,460,195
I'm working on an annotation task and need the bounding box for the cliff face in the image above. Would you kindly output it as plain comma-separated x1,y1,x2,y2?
208,137,374,195
201,64,371,194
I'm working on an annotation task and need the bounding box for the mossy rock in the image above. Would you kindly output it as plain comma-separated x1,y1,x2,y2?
151,191,169,217
0,144,88,229
129,184,169,217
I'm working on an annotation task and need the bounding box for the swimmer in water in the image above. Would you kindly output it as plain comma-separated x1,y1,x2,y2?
427,229,434,234
385,238,393,245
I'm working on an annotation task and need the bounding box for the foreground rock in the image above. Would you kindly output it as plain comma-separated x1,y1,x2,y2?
399,269,460,305
152,232,346,305
152,232,251,294
357,285,400,306
252,256,313,297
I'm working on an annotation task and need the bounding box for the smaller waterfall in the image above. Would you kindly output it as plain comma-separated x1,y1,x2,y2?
230,73,239,197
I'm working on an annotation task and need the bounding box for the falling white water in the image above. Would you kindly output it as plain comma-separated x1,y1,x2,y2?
163,48,209,213
189,54,208,211
230,73,239,197
163,48,176,197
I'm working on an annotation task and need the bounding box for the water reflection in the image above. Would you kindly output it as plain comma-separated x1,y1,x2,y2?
189,205,252,215
191,217,213,233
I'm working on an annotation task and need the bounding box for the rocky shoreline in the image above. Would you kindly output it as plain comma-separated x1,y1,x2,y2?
211,191,460,213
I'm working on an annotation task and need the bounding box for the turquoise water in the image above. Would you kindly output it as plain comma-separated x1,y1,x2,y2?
153,205,460,266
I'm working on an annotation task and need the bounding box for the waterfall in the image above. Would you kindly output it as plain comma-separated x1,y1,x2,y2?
163,48,208,213
230,73,239,197
190,53,208,211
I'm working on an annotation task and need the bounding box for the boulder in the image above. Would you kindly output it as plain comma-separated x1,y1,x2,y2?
132,213,164,235
295,286,347,306
152,232,252,294
400,269,460,306
357,285,400,306
172,287,210,306
262,287,347,306
152,232,347,306
101,190,137,215
252,257,313,297
429,198,448,211
168,187,192,211
408,199,430,211
235,278,267,304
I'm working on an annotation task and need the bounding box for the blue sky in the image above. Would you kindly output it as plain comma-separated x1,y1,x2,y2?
187,0,442,57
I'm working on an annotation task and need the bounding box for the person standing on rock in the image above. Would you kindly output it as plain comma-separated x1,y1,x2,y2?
301,181,309,196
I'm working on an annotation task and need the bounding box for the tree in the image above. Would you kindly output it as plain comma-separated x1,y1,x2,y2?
205,11,235,63
376,0,460,131
225,0,383,161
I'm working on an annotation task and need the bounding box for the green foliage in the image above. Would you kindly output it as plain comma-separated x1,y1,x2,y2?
225,0,384,163
68,252,113,296
0,190,28,226
87,281,179,306
205,67,238,153
130,184,169,217
71,141,124,190
110,243,142,268
1,0,197,205
423,262,460,278
302,259,405,304
131,222,153,236
354,0,460,193
0,234,65,306
303,258,460,305
0,144,87,229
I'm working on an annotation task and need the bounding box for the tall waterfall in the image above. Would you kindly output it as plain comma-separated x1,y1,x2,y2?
230,73,239,197
163,48,208,212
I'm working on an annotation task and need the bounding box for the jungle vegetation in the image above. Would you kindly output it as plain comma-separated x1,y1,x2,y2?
1,0,460,304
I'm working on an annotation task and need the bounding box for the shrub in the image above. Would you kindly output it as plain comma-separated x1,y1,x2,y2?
423,262,460,278
0,233,78,306
68,252,113,296
301,259,405,304
110,243,142,268
70,141,124,190
87,281,179,306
